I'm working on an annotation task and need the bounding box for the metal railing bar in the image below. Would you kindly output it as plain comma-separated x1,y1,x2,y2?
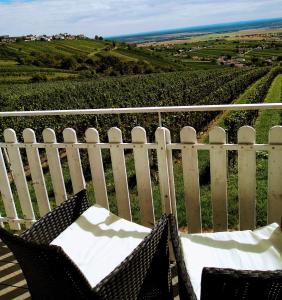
0,103,282,117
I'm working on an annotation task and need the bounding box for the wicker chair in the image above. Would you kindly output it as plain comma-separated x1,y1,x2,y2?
169,215,282,300
0,190,172,300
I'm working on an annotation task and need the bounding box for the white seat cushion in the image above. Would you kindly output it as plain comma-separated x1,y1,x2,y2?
180,223,282,299
51,205,151,288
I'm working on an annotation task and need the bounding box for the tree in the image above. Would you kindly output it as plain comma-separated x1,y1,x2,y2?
61,57,77,70
30,74,48,83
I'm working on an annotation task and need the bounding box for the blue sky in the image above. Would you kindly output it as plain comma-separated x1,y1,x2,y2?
0,0,281,37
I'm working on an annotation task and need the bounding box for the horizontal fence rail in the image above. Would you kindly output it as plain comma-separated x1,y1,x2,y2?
0,125,281,233
0,103,282,117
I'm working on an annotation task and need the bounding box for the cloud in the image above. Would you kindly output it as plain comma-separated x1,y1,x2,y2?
0,0,281,37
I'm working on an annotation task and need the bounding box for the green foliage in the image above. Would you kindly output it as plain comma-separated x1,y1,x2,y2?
29,74,48,83
0,67,268,146
222,67,282,142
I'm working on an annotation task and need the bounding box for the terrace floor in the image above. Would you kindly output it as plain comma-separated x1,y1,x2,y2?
0,239,179,300
0,240,30,300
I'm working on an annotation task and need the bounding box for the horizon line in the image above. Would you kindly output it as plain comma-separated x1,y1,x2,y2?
106,16,282,39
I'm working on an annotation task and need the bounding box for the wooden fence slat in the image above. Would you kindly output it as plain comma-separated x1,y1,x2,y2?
155,127,172,215
180,126,201,233
0,149,20,230
4,129,35,227
108,127,131,221
267,126,282,224
132,127,155,227
43,129,67,205
85,128,109,209
63,128,85,194
238,126,256,230
165,128,178,223
209,126,228,232
23,129,50,217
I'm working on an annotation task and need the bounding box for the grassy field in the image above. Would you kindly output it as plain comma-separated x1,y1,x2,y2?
255,74,282,143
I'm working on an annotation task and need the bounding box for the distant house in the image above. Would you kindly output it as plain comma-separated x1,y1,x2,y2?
37,36,51,42
24,35,36,42
236,58,246,63
53,34,65,40
0,35,16,43
0,35,9,40
77,34,86,39
216,56,227,65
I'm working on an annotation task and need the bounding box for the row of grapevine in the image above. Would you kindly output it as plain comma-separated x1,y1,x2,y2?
222,67,282,142
0,67,269,143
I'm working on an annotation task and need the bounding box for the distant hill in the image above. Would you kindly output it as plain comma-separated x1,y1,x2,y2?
0,38,180,82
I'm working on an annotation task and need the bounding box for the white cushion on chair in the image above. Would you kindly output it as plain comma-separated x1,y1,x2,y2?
180,223,282,299
51,205,151,288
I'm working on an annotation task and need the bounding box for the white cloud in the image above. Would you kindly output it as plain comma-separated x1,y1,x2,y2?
0,0,281,37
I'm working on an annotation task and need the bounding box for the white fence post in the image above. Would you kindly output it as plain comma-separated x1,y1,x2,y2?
132,127,155,227
85,128,109,209
43,129,67,205
0,148,20,230
181,126,202,233
267,126,282,224
209,126,228,232
63,128,85,194
238,126,256,230
155,127,172,215
23,129,51,217
4,129,35,228
108,127,131,221
165,128,178,222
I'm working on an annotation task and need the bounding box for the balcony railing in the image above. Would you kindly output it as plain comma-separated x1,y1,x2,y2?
0,103,281,232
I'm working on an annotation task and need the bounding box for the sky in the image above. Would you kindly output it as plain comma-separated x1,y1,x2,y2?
0,0,281,37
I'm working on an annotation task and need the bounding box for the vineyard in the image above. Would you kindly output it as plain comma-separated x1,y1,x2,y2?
0,63,282,228
0,39,182,83
0,67,272,142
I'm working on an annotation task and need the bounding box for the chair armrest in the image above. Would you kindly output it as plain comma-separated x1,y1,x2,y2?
94,215,172,300
169,214,197,300
201,267,282,300
21,189,90,244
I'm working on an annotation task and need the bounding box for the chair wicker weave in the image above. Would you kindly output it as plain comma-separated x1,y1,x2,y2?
169,215,282,300
0,190,172,300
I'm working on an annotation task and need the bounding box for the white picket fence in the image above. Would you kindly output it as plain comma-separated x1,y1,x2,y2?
0,122,282,233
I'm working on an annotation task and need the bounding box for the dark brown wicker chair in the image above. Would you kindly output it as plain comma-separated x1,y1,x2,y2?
169,215,282,300
0,190,172,300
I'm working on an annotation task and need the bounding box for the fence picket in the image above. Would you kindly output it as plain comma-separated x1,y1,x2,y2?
4,129,35,227
85,128,108,209
180,127,201,233
209,126,228,232
43,129,67,205
63,128,85,194
0,148,20,230
267,126,282,224
165,128,178,222
23,129,50,217
238,126,256,230
132,127,155,227
108,127,131,221
156,127,172,215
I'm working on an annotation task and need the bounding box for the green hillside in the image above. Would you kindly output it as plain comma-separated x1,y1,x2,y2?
0,39,182,83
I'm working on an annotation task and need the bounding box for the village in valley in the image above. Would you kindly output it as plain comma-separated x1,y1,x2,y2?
0,33,97,43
